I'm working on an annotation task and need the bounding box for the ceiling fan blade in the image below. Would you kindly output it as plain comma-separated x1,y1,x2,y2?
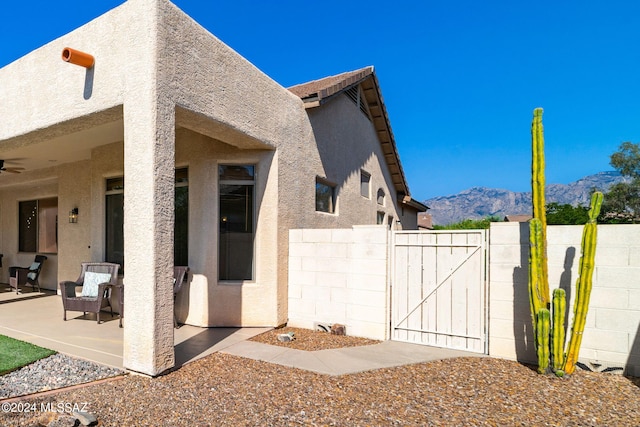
4,169,22,173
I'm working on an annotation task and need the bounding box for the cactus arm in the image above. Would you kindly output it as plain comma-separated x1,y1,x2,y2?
563,192,603,375
552,288,566,373
588,191,604,220
528,219,545,326
531,108,546,225
531,108,550,307
536,308,551,374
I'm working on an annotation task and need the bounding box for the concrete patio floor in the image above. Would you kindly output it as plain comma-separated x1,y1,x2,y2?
0,287,270,370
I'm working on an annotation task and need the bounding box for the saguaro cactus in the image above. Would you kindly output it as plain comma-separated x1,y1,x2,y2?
563,191,603,374
529,108,552,373
528,108,602,376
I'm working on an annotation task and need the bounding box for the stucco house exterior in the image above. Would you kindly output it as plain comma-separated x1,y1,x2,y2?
0,0,425,375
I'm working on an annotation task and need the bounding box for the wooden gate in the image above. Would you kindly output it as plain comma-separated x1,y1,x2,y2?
391,230,487,353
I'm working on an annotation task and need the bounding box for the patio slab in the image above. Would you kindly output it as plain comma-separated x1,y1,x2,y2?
0,288,269,369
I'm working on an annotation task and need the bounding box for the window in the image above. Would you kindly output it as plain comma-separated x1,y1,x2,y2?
377,189,386,206
219,165,255,281
174,168,189,266
377,211,385,225
360,170,371,198
316,178,336,213
105,169,189,273
105,178,124,270
19,198,58,253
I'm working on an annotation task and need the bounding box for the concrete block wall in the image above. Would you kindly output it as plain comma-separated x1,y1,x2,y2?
288,226,389,340
489,222,640,375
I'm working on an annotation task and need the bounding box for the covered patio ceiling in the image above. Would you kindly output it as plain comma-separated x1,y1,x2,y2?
0,104,274,180
0,106,124,177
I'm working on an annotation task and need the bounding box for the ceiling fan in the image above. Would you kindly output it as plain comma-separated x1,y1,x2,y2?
0,160,24,174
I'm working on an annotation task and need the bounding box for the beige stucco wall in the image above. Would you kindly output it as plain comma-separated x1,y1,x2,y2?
0,0,420,374
297,94,408,228
154,0,310,333
172,129,280,327
273,92,419,328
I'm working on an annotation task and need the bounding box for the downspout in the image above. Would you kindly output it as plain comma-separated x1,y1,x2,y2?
61,48,95,68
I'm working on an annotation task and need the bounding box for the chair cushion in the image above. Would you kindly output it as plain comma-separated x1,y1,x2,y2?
83,272,112,298
27,262,40,280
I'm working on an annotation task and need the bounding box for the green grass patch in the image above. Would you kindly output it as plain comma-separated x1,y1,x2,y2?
0,335,56,375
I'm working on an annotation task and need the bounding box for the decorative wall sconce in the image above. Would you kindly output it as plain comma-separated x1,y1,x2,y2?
69,208,79,223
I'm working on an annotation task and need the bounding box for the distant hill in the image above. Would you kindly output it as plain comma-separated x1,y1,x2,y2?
424,171,626,225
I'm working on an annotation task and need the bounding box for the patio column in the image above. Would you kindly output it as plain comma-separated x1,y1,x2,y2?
122,98,176,375
121,52,176,374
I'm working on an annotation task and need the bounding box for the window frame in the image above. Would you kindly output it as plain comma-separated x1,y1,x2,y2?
218,164,256,282
377,188,386,206
105,169,189,273
360,170,371,199
105,177,125,272
174,167,189,267
315,177,337,214
18,197,58,254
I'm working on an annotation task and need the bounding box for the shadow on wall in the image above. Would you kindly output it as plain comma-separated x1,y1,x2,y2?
512,222,576,364
558,247,576,337
627,324,640,381
513,222,534,362
84,67,94,100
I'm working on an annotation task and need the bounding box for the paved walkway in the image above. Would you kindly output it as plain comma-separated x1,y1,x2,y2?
222,339,483,376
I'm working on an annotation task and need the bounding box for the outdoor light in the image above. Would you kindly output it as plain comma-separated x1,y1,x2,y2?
69,208,79,223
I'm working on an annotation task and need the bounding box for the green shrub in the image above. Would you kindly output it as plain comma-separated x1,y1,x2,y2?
433,216,502,230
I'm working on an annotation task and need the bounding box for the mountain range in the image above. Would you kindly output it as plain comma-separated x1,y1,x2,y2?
423,171,626,225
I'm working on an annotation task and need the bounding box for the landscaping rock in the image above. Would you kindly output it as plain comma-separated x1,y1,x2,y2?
330,323,346,335
277,332,295,342
46,414,78,427
0,353,125,399
72,411,97,426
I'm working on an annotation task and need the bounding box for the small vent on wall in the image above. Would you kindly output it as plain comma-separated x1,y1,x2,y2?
314,322,332,333
345,86,371,121
577,360,625,374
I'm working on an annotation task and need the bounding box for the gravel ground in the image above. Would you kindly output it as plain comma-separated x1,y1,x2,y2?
249,327,381,350
0,353,124,399
1,330,640,426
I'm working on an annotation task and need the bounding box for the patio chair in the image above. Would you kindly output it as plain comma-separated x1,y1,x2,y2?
8,255,47,294
59,262,120,324
173,266,189,327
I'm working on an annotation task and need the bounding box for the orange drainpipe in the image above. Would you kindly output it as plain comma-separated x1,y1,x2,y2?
61,47,95,68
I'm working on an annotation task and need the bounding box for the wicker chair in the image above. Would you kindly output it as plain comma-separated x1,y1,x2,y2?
9,255,47,294
59,262,120,324
115,266,188,328
173,266,189,327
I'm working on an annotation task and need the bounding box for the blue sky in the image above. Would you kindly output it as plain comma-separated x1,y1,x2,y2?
2,1,639,201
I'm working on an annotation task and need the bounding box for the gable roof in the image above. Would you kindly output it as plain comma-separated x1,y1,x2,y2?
289,67,426,212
